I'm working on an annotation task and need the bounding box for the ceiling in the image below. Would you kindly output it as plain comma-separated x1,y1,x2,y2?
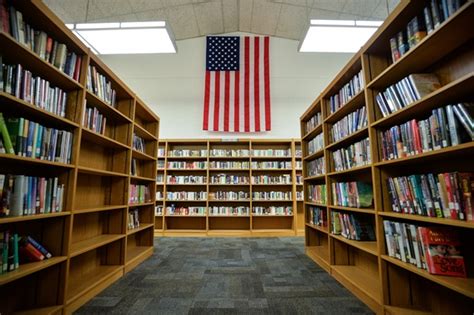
43,0,400,41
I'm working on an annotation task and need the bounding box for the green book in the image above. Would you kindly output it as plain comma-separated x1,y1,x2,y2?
5,117,20,154
12,233,19,270
356,182,373,208
2,231,9,273
0,113,14,154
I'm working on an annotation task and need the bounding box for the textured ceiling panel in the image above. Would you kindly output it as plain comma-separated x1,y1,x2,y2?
194,0,224,35
251,0,282,35
276,4,308,39
222,0,239,33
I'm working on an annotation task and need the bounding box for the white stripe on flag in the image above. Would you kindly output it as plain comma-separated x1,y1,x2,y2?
219,70,225,131
229,72,235,132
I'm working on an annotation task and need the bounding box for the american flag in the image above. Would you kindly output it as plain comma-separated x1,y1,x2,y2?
203,36,271,132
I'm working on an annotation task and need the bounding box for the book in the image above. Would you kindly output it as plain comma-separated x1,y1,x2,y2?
26,236,52,259
0,113,14,154
408,73,441,99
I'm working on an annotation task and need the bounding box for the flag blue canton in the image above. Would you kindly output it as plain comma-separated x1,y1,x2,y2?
206,36,240,71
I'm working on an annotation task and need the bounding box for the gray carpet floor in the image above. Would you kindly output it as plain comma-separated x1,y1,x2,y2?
76,237,373,314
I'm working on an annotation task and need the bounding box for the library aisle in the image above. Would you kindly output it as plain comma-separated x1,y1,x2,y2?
75,237,372,314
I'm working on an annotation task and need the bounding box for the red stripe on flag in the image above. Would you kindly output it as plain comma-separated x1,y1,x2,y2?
224,71,230,132
213,71,220,131
203,71,211,130
244,37,250,132
254,37,261,132
234,71,240,131
264,36,271,130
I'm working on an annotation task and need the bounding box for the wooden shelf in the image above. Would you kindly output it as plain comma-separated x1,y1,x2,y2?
209,215,251,217
302,124,323,141
166,156,208,160
165,215,207,217
0,256,67,286
126,223,155,235
306,246,330,272
384,306,432,315
303,149,324,161
81,128,129,150
169,183,208,186
251,183,292,186
134,123,158,141
328,164,372,176
132,149,156,161
167,168,207,172
326,127,369,151
252,214,293,217
324,90,366,124
251,156,292,160
85,90,132,123
77,166,128,177
0,153,74,169
0,212,70,224
73,205,127,214
250,168,292,172
129,202,155,207
382,255,474,299
14,305,64,315
125,246,153,265
378,212,474,229
305,201,327,207
330,234,378,256
252,200,293,202
208,200,251,202
209,168,250,171
130,175,155,182
304,174,326,181
305,223,328,234
209,156,250,159
164,200,206,203
70,234,124,258
329,205,375,214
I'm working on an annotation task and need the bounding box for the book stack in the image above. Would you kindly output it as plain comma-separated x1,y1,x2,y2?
329,70,364,114
251,161,292,169
295,161,302,169
210,161,249,169
167,175,207,184
0,174,64,217
168,149,207,157
309,206,327,226
252,148,291,157
295,149,302,158
252,206,292,215
1,59,68,118
0,114,73,164
157,148,166,157
132,134,146,153
0,233,53,275
383,220,467,277
127,209,140,230
332,181,373,208
307,184,326,204
305,112,322,133
296,191,304,200
375,73,441,118
209,206,250,216
209,149,250,157
156,191,163,200
332,138,371,172
129,184,150,204
252,175,292,184
296,175,302,184
252,191,292,201
381,104,473,160
157,160,165,169
308,133,324,155
211,174,249,184
155,206,163,215
387,172,473,221
390,0,466,62
209,191,249,200
86,65,117,107
166,191,207,201
331,211,376,241
82,104,107,135
167,161,207,169
0,3,82,81
166,205,206,216
156,174,164,184
307,156,325,177
331,107,368,143
131,158,139,176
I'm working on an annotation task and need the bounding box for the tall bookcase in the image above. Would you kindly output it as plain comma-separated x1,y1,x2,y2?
0,1,159,314
300,1,474,314
154,139,303,236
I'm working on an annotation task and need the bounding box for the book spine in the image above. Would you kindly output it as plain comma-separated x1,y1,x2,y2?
26,236,52,259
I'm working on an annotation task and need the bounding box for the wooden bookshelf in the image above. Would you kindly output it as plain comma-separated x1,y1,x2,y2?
300,1,474,314
154,139,302,236
0,1,159,314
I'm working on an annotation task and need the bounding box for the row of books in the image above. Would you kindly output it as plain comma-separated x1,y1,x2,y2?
166,191,207,201
168,149,207,157
155,206,163,215
309,206,327,227
209,161,249,169
306,156,325,177
166,205,206,216
295,161,302,169
332,137,371,172
295,149,302,158
131,158,141,177
86,65,117,107
82,104,106,136
210,206,249,216
0,174,64,217
167,175,206,184
330,106,368,143
253,206,292,215
252,175,292,184
252,149,291,157
380,104,473,161
296,175,303,184
329,70,364,114
375,73,440,118
209,149,250,157
167,161,207,169
157,148,165,157
390,0,465,63
129,184,151,204
156,174,164,183
252,191,292,201
332,181,373,208
0,114,73,164
211,174,249,184
307,184,327,204
156,191,163,200
251,161,292,169
127,209,140,230
157,160,165,168
1,2,82,81
296,191,304,200
307,133,324,155
331,211,375,241
209,191,250,200
1,59,68,118
0,232,53,275
305,112,322,134
133,134,146,153
387,172,473,221
383,220,466,277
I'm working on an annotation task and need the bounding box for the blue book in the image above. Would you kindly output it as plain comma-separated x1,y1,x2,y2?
27,236,52,259
26,121,35,158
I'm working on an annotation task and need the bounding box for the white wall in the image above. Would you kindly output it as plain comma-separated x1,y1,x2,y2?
100,35,352,139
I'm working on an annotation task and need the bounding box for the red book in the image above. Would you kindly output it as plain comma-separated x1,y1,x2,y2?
419,226,466,277
0,0,10,34
458,173,474,221
73,55,82,81
19,242,44,261
443,173,458,219
411,119,422,154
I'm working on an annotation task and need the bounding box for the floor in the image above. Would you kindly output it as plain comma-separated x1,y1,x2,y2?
76,237,373,314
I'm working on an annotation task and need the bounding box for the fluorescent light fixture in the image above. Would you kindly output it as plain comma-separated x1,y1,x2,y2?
300,19,382,53
68,21,176,54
